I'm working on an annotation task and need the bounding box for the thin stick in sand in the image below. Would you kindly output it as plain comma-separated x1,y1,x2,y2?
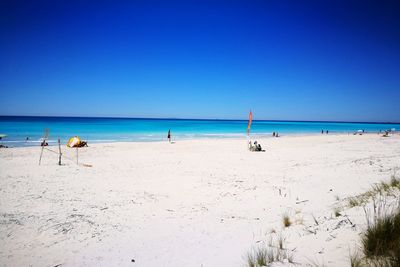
58,138,62,165
38,128,49,165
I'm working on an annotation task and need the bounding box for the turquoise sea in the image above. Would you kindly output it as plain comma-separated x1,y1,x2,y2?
0,116,398,147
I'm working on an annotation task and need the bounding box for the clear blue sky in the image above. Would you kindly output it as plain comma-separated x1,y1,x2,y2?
1,0,399,122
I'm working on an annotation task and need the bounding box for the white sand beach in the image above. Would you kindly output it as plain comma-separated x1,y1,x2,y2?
1,134,399,267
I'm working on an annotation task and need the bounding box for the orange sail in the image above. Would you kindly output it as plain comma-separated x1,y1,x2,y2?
247,110,252,135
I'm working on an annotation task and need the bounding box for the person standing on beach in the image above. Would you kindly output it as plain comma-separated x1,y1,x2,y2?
321,130,324,134
167,129,171,143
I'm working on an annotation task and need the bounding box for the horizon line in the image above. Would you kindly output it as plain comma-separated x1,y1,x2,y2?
0,115,399,125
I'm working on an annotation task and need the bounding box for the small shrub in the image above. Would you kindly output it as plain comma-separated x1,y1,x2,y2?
255,247,268,266
349,197,360,207
347,174,400,267
390,175,400,188
334,207,342,217
362,208,400,264
283,214,291,227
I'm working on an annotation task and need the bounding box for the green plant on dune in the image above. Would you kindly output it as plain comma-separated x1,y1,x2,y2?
348,173,400,267
346,174,400,208
361,208,400,265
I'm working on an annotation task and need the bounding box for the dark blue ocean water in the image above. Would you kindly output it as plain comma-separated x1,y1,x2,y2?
0,116,398,147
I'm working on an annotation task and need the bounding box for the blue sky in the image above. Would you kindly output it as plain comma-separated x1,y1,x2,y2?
1,0,399,122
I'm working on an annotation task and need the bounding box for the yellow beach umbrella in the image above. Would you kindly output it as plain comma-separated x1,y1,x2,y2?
67,136,81,147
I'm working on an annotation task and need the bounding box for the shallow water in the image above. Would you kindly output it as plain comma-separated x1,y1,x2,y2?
0,116,398,147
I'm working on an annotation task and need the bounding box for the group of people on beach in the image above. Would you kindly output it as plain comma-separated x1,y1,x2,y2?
272,132,279,137
249,140,264,152
321,130,329,134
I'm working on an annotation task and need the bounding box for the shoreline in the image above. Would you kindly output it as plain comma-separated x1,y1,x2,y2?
1,131,395,148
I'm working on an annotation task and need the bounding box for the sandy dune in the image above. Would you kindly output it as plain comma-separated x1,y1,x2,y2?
1,134,399,267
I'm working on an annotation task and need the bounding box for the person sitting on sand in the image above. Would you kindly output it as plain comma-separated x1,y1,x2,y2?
41,140,48,146
248,141,254,151
256,142,262,151
249,141,265,152
248,141,256,151
79,141,88,147
254,141,259,151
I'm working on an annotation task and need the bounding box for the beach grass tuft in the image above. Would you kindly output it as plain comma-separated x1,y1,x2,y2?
247,252,256,267
255,247,268,266
346,174,400,208
348,196,362,207
347,174,400,267
334,207,342,217
390,174,400,188
245,233,294,267
361,208,400,265
283,214,291,227
349,250,363,267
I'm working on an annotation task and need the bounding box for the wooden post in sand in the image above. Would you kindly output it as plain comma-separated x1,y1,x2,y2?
39,145,44,165
58,139,62,165
39,128,49,165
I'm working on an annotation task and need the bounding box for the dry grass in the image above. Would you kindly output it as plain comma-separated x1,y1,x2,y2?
245,234,294,267
346,175,400,208
333,207,342,217
283,214,291,228
362,207,400,265
348,174,400,267
349,250,363,267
